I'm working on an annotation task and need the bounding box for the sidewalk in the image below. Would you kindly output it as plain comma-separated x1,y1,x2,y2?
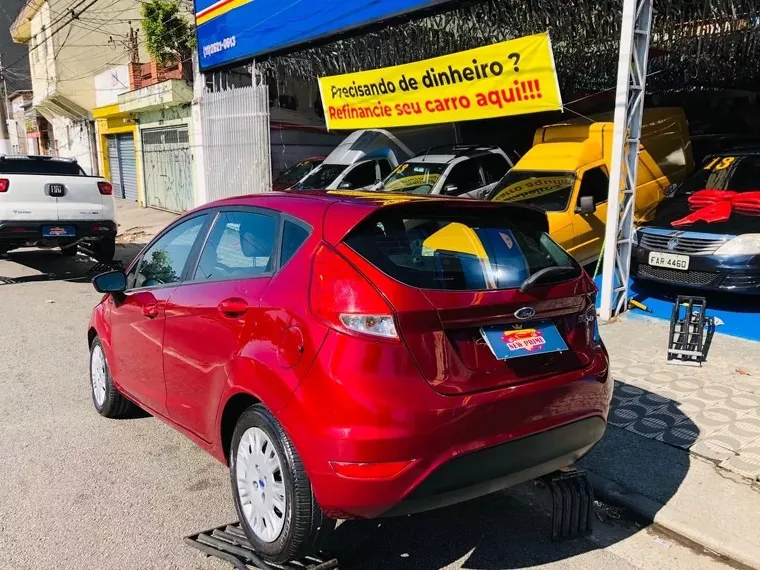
115,198,178,245
581,315,760,569
113,199,178,263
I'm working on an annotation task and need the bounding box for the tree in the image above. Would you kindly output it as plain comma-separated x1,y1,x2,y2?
141,0,195,66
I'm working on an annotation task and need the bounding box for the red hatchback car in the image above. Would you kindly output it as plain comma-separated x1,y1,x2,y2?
87,190,611,563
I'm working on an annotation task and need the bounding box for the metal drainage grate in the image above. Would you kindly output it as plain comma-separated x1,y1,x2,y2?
638,264,718,286
185,523,339,570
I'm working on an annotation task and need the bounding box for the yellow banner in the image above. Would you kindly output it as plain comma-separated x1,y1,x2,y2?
318,32,562,130
491,175,574,203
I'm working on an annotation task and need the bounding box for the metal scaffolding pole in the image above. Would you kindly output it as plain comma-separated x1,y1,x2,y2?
599,0,654,322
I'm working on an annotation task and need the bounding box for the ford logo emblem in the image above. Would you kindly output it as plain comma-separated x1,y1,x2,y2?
514,307,536,320
667,238,679,251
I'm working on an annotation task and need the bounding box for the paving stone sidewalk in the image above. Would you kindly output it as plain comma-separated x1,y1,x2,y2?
601,314,760,480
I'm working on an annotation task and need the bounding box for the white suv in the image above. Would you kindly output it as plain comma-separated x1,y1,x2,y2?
376,145,514,200
0,155,117,262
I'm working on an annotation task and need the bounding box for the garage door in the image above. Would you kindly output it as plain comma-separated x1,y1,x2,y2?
142,126,193,213
106,134,138,202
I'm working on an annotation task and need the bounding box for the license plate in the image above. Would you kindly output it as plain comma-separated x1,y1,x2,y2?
43,225,75,237
48,184,65,197
648,251,690,271
480,320,568,360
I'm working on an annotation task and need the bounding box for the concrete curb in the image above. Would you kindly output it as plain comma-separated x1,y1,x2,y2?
588,471,760,570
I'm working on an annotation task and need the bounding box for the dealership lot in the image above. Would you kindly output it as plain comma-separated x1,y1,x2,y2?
0,217,745,570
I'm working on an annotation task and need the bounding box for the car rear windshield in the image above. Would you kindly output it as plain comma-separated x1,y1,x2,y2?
0,158,86,176
489,170,576,212
344,208,579,291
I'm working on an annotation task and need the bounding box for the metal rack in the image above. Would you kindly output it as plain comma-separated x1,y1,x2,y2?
667,296,712,366
185,523,339,570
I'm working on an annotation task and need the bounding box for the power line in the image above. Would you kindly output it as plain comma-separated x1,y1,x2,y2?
4,0,104,71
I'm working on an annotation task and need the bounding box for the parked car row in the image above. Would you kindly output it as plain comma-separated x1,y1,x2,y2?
294,109,757,295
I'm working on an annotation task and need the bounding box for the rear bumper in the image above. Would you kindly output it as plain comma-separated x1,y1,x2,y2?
279,331,612,519
0,219,117,242
631,246,760,292
382,416,605,517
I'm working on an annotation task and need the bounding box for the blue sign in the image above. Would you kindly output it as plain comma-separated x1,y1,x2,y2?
195,0,454,71
480,320,569,360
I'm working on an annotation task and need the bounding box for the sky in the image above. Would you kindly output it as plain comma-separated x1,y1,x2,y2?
1,0,32,93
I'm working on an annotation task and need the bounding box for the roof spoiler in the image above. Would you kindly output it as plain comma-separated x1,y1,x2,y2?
323,194,549,246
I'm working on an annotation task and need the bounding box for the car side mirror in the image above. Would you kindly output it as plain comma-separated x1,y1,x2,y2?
443,184,458,195
92,270,127,295
338,181,353,190
577,195,596,214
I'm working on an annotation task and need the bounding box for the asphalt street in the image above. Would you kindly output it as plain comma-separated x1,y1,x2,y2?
0,246,737,570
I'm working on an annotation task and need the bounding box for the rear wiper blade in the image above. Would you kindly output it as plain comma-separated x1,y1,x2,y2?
520,266,576,293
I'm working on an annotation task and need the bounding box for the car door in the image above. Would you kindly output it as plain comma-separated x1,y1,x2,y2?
109,213,210,414
163,208,279,441
475,153,512,200
571,165,610,265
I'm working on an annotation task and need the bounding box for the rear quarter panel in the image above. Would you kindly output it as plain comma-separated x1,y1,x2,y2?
213,220,329,454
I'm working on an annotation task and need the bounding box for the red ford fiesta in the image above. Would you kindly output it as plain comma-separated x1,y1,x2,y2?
87,190,611,563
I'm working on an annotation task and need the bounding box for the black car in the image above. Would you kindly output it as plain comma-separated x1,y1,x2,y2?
631,149,760,293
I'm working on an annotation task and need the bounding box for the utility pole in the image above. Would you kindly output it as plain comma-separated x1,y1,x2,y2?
0,54,11,155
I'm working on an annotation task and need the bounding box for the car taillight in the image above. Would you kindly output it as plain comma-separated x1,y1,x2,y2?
310,244,398,340
577,295,601,348
0,179,9,192
98,181,113,195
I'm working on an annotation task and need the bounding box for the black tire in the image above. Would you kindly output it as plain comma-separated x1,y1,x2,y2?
60,244,78,257
89,337,134,418
230,404,334,564
92,237,116,263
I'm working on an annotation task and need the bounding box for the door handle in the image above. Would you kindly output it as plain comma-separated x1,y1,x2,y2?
142,303,159,319
218,297,248,318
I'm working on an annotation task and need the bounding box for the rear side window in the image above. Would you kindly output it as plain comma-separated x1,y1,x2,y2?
344,209,579,291
281,220,310,266
0,158,85,176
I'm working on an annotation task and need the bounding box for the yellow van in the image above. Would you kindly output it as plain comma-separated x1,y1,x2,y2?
489,108,694,265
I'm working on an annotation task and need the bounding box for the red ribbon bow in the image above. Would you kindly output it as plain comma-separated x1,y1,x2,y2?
671,189,760,227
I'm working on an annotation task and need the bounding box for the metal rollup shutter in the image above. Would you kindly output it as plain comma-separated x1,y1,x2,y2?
117,135,139,202
106,137,124,198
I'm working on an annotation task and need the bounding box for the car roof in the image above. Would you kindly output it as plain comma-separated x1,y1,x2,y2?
408,145,503,164
0,154,78,163
189,189,549,245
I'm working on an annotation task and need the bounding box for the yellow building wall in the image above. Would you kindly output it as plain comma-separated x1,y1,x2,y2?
94,105,146,206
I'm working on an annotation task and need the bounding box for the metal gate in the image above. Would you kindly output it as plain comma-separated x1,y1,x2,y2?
200,81,271,201
142,126,194,213
107,134,138,201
